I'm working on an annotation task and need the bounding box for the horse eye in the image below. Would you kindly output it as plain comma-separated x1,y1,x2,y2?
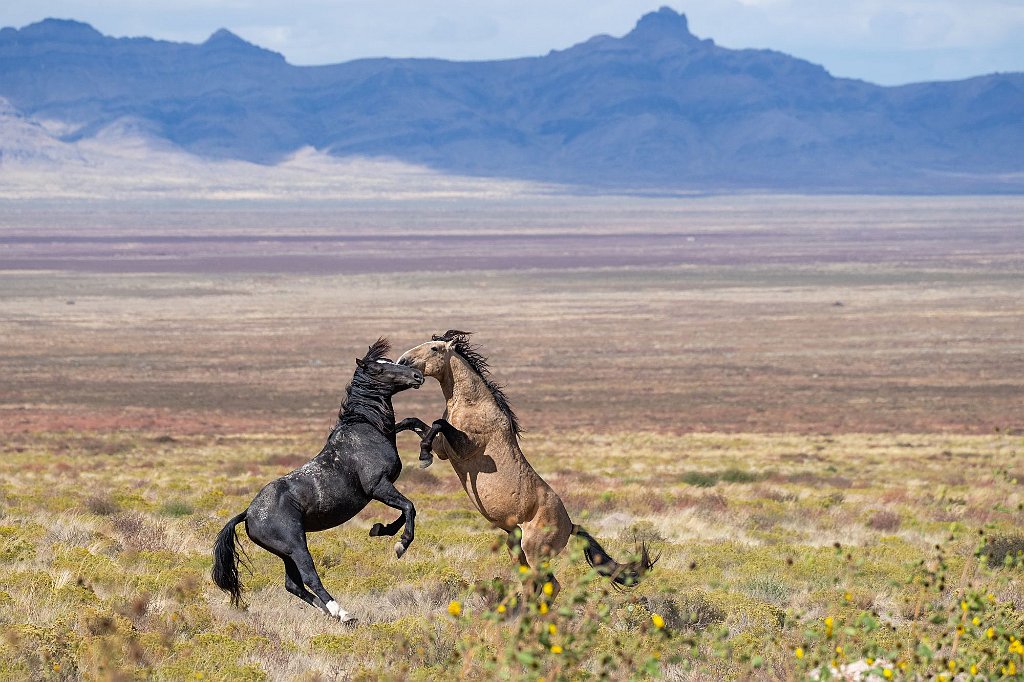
432,345,443,352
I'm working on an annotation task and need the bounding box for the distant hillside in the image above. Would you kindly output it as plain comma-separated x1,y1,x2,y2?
1,8,1022,193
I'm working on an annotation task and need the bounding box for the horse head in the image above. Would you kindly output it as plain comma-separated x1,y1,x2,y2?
356,337,424,393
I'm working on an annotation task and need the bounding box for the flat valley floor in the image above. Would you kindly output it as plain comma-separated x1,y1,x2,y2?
1,195,1022,679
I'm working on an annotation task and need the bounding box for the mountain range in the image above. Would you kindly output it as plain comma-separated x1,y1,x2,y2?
1,8,1023,193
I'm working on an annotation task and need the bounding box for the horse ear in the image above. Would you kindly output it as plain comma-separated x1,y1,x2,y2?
433,329,472,343
355,357,367,369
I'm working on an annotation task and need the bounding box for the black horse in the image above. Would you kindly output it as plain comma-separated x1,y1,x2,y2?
212,338,429,623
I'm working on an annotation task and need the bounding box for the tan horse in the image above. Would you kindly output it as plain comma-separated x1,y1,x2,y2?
398,330,654,598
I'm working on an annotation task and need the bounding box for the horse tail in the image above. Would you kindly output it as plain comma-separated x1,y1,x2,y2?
212,511,248,607
571,524,657,589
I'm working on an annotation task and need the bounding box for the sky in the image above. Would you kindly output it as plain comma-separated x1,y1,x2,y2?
2,1,1023,85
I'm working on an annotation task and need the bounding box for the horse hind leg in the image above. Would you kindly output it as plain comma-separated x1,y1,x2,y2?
282,556,323,610
506,528,528,568
519,524,569,602
288,544,355,623
250,512,355,623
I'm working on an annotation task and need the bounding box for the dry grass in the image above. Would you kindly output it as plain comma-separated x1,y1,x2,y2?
1,195,1023,678
1,429,1022,679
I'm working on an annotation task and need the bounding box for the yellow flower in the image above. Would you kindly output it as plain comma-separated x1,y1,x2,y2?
948,659,957,672
519,565,529,574
962,600,969,612
971,664,978,675
550,645,563,654
651,613,665,629
795,647,804,660
882,669,893,679
972,616,981,626
1009,639,1024,655
53,664,61,672
447,600,462,617
824,616,834,637
548,624,557,635
497,604,506,614
1004,661,1017,676
539,602,549,615
867,658,874,665
543,582,553,596
987,627,996,639
835,645,844,656
844,592,852,602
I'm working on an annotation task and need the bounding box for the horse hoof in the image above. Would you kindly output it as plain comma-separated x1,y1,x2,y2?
326,600,356,624
369,523,384,537
395,542,408,559
338,615,358,626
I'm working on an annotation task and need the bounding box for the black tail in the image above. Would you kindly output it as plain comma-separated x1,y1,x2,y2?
572,525,657,588
212,511,248,607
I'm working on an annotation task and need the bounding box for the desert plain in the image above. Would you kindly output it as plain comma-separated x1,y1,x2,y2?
1,194,1023,680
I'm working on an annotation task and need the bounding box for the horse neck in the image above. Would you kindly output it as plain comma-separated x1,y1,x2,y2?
441,353,492,408
339,375,395,434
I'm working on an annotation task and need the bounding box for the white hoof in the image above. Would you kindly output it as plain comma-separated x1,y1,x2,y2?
325,600,353,622
395,541,407,559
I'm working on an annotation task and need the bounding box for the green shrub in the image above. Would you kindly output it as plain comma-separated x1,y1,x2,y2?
159,500,194,517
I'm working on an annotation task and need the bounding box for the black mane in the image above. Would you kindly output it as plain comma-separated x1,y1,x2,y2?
432,330,522,437
336,337,396,435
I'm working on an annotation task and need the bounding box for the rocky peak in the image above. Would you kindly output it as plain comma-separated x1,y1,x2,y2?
625,7,702,46
13,18,105,43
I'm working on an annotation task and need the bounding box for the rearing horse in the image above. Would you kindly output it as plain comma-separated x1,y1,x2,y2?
212,339,428,623
398,330,654,598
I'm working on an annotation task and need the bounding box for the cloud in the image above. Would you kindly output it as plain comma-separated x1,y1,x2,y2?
680,0,1024,81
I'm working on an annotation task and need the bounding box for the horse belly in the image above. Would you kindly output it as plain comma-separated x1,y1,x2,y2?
457,471,528,530
303,486,370,532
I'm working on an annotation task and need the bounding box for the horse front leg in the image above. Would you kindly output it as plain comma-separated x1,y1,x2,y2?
370,480,416,558
369,513,404,537
418,418,476,468
395,417,428,437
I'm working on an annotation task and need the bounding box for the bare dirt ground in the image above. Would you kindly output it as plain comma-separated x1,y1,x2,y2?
1,194,1021,435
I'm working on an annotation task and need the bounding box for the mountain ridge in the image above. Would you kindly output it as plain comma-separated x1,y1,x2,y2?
1,8,1022,193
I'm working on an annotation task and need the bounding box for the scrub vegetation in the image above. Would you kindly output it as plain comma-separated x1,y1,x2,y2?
2,196,1022,678
2,430,1022,679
